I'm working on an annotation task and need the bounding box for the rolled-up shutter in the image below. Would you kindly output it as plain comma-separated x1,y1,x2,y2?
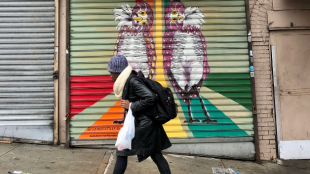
0,1,55,143
69,0,255,159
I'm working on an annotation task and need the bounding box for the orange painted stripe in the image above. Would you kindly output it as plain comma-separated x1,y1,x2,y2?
78,99,124,140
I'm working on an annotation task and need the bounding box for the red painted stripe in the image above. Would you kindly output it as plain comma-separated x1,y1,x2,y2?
70,82,114,89
71,102,120,109
70,89,113,95
70,95,112,102
71,76,112,82
70,76,114,118
70,108,85,115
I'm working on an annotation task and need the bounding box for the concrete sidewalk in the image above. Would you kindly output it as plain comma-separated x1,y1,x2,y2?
0,143,309,174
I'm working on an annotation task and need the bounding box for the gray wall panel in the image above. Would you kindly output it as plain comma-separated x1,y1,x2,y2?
0,0,55,143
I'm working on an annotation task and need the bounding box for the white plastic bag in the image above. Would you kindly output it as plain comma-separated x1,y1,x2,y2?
115,103,135,151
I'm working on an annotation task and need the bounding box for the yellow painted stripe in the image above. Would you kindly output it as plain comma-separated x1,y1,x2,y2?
200,86,253,135
154,0,166,87
152,1,187,138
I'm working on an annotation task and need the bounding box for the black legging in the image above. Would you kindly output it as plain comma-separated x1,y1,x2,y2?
113,152,171,174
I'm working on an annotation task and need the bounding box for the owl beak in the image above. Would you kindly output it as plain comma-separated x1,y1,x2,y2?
178,16,183,19
134,17,143,22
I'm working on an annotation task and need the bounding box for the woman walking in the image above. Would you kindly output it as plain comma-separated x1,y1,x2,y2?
108,55,172,174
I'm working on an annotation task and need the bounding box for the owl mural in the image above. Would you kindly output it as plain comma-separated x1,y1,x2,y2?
113,3,156,78
163,2,217,123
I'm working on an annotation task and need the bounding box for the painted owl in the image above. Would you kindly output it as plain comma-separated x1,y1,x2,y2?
113,3,156,78
163,2,216,123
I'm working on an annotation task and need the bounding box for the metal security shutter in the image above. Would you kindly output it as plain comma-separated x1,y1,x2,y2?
0,1,55,143
69,0,256,159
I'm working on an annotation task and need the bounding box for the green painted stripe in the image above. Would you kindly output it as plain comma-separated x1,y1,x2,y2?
202,86,251,92
70,24,247,31
207,43,248,48
70,37,248,45
208,55,249,61
71,119,253,127
70,1,245,8
70,19,246,26
70,33,118,39
208,73,250,79
70,7,245,13
203,80,251,86
70,55,249,62
70,43,248,51
206,85,253,110
182,1,245,7
70,70,109,76
70,31,246,37
70,51,114,57
70,68,250,75
70,64,249,72
71,124,253,133
210,67,249,73
70,64,108,69
70,24,246,33
71,95,118,121
71,7,245,14
70,48,248,55
70,111,253,119
70,84,251,93
70,57,111,63
72,100,253,109
209,61,249,67
187,105,252,112
71,39,117,45
202,91,252,98
208,48,248,54
70,0,135,2
72,103,253,110
70,13,246,19
184,131,253,138
69,134,81,139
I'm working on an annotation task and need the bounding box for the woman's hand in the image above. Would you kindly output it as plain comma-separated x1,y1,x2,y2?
121,100,130,109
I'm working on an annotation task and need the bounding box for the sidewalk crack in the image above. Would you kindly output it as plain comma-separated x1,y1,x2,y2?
103,151,114,174
95,150,108,174
220,159,226,168
0,143,22,158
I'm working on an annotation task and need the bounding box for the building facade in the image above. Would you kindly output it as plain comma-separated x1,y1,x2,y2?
1,0,309,161
249,0,310,160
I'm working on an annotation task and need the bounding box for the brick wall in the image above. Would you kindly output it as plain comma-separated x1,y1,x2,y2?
249,0,277,160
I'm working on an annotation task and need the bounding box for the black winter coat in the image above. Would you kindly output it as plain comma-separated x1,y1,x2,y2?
116,71,171,161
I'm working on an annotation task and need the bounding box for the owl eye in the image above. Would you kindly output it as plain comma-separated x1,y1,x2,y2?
141,20,147,26
140,11,146,16
171,17,177,22
172,10,177,15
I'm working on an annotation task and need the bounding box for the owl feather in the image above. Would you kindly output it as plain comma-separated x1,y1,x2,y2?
183,7,206,29
113,4,133,30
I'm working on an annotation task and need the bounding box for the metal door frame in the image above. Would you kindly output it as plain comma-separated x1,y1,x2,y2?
65,0,71,148
245,0,260,162
54,0,60,145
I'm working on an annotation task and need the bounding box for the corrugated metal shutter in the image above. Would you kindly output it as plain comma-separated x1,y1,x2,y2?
0,1,55,143
69,0,255,159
